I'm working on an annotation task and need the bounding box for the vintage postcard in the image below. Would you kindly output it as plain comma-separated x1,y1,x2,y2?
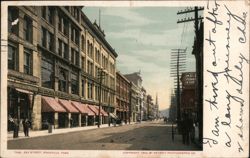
0,0,249,158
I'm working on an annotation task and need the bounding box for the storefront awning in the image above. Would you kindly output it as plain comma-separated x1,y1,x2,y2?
99,107,108,116
82,104,95,116
93,105,108,116
59,99,79,113
71,101,88,114
87,105,99,115
42,96,66,113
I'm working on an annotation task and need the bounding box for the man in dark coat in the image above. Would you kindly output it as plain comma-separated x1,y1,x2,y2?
22,118,31,137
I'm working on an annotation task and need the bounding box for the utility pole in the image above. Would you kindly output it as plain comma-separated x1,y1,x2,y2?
177,6,204,144
170,48,187,126
108,90,110,127
97,68,105,128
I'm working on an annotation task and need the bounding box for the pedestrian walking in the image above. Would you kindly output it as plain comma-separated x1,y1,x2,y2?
22,118,31,137
9,115,18,138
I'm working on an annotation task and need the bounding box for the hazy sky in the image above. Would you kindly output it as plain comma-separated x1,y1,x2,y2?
83,7,198,110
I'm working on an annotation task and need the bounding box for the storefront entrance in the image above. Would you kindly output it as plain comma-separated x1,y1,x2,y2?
58,113,68,128
41,112,54,129
8,87,32,131
71,113,79,127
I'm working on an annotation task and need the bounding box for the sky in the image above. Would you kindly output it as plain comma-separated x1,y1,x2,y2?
83,7,198,110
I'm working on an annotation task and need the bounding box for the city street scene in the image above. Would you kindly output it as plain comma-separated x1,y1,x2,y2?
6,6,203,150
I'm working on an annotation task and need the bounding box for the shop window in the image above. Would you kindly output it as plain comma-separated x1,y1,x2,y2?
23,48,32,75
8,44,17,70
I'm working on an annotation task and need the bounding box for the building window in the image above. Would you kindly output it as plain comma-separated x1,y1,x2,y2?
63,18,69,36
59,68,67,92
41,7,46,19
41,52,54,89
95,85,100,101
23,16,32,43
71,48,75,64
8,44,17,70
58,39,62,56
71,48,79,66
87,41,93,58
8,7,19,35
58,15,62,32
48,7,53,24
81,56,85,71
41,27,46,47
63,43,68,60
81,79,85,97
71,73,78,95
48,32,53,51
87,80,93,99
23,48,32,75
87,61,93,76
81,35,85,51
71,26,79,45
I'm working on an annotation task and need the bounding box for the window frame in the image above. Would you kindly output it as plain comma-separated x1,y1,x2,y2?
23,48,32,75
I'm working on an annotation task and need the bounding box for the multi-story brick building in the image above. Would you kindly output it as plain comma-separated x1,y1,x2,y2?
7,6,117,130
115,71,130,123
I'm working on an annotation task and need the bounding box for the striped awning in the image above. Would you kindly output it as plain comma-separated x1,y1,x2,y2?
71,102,95,116
87,105,99,115
42,96,66,113
71,101,88,114
59,99,79,113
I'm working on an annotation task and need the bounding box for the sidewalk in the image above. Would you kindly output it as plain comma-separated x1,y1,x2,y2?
8,122,136,141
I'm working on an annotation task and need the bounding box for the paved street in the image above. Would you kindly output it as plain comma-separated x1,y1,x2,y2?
8,120,200,150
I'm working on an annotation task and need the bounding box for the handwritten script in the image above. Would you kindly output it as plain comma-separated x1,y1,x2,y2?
203,0,249,156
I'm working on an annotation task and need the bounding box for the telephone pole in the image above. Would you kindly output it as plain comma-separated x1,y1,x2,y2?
97,68,105,128
177,6,204,144
170,48,187,125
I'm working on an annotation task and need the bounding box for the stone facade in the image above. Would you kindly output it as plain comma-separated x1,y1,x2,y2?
7,6,117,130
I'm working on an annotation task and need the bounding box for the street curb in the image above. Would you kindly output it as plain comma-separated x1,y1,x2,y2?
8,123,137,141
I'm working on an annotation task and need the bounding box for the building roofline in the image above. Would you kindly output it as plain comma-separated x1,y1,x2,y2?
81,9,118,58
116,71,131,84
